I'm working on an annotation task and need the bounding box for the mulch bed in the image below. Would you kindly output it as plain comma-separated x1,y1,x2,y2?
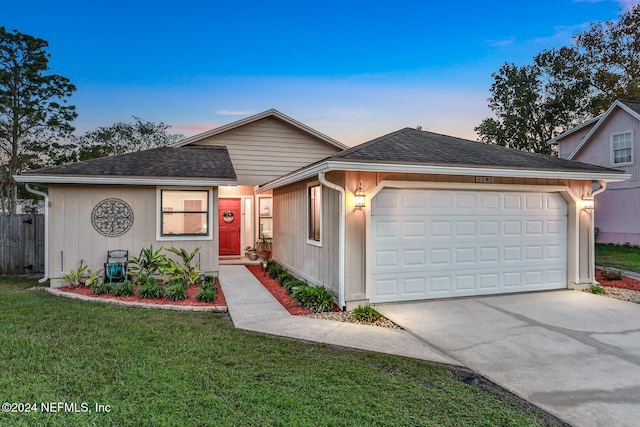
596,268,640,291
59,281,226,307
246,265,313,315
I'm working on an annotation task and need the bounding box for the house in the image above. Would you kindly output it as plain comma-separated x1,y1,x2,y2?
14,110,627,308
549,99,640,245
13,110,347,286
257,128,627,308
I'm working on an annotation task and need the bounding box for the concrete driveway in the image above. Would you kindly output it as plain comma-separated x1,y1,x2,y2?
375,290,640,427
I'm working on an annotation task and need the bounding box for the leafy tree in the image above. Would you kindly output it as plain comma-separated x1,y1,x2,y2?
574,5,640,114
0,27,76,213
476,4,640,154
71,117,184,161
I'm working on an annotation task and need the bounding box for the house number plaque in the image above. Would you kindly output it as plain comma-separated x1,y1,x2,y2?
91,198,134,237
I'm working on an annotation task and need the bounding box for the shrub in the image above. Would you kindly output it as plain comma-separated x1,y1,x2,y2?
196,287,217,303
168,276,189,288
139,277,164,299
202,277,217,291
165,283,188,301
589,284,606,295
112,281,134,297
601,268,624,280
282,278,304,293
353,305,382,322
268,262,284,279
60,263,88,288
92,283,111,295
292,285,335,313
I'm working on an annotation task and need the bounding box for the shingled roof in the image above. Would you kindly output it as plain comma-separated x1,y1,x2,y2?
329,128,624,173
16,146,237,184
620,99,640,115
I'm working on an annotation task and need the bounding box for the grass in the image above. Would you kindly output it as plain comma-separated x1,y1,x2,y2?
596,243,640,273
0,277,559,426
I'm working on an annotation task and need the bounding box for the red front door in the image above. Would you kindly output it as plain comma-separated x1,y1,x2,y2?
219,198,241,256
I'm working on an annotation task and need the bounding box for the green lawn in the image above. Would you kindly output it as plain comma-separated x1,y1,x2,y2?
0,277,559,427
596,243,640,273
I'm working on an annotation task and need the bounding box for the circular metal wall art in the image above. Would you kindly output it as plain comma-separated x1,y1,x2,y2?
91,198,134,237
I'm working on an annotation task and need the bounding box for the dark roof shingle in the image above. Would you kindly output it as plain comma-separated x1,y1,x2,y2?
329,128,623,174
620,99,640,116
21,146,236,180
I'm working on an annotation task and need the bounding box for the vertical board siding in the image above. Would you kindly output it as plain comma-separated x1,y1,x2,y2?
557,126,593,159
574,109,640,186
273,180,339,294
0,214,44,274
570,108,640,244
48,185,218,286
193,117,342,185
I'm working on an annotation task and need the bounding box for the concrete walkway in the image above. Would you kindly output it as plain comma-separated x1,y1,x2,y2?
218,265,458,365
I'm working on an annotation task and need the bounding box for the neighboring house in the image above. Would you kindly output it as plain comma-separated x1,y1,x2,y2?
258,128,627,308
14,110,627,308
549,99,640,245
14,110,347,286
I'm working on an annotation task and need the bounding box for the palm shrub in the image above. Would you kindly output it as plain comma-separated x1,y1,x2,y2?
292,285,336,313
60,263,88,288
129,245,167,280
353,305,382,322
165,247,201,283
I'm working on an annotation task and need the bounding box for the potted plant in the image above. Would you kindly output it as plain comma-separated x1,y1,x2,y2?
256,233,272,259
247,247,258,261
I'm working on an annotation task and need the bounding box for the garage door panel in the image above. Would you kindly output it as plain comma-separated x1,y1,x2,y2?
371,189,567,302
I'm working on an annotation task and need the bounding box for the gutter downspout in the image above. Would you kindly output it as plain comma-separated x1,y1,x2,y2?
590,181,607,284
318,172,346,310
25,184,49,284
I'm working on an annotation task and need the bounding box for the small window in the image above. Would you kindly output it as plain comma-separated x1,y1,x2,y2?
611,131,633,166
308,185,321,243
161,190,209,236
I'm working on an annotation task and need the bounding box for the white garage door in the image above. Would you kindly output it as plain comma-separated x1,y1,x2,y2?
370,189,567,303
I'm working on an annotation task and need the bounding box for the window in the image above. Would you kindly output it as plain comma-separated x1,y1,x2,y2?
160,189,209,237
611,131,633,166
308,185,321,243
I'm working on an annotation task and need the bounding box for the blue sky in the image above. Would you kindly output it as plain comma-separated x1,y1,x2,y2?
5,0,638,145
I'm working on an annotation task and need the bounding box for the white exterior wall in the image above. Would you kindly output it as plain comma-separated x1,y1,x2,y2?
48,185,219,287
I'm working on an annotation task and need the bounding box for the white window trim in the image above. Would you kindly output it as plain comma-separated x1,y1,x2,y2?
610,130,634,167
156,187,214,241
306,182,322,247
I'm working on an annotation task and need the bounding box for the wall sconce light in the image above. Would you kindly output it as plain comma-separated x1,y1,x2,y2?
354,183,366,208
582,194,594,210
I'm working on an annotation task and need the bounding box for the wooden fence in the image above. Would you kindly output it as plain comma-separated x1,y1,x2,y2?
0,214,44,275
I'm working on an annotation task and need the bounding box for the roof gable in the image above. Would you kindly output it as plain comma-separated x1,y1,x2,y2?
565,99,640,159
173,109,348,151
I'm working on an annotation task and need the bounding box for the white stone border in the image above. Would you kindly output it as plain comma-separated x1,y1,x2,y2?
42,288,228,313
